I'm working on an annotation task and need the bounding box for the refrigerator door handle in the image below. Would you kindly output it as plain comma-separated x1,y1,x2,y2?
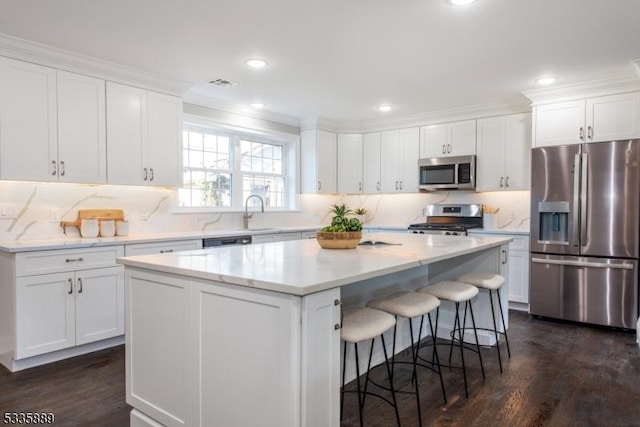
572,153,581,246
580,153,588,246
531,258,634,270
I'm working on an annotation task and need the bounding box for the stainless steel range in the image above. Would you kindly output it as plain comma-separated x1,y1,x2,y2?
408,204,483,236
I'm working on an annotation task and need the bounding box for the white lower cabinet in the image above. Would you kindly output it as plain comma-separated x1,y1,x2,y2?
125,269,341,427
125,239,203,256
0,246,125,368
252,232,303,244
470,232,530,309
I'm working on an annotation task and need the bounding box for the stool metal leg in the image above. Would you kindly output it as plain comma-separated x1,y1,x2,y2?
354,342,364,427
360,337,376,410
496,289,511,357
454,302,469,397
341,342,347,421
380,334,402,427
487,289,504,373
408,318,423,426
427,311,447,404
468,301,486,380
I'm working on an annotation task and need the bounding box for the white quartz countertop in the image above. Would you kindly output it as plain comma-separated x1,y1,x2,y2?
468,228,530,236
117,232,512,296
0,226,322,252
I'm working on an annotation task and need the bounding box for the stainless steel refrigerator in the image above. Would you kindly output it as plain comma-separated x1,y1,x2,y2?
530,139,640,329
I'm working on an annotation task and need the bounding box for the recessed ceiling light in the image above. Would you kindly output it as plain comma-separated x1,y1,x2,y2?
536,76,557,85
250,102,265,109
245,58,268,69
446,0,478,6
378,104,392,112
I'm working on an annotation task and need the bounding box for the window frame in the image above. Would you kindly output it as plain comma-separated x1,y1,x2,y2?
177,115,300,213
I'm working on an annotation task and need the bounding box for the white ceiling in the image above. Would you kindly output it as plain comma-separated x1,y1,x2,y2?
1,0,639,126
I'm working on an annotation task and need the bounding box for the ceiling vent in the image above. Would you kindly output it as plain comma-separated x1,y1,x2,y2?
208,78,239,87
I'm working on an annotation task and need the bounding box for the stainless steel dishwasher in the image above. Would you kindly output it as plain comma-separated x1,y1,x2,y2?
202,235,252,247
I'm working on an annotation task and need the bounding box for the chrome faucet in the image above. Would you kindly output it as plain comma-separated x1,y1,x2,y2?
243,195,264,229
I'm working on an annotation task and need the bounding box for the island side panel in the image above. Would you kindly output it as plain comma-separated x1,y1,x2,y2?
126,268,192,427
191,278,301,427
301,288,341,427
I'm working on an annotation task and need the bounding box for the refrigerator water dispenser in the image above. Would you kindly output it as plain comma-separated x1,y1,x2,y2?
538,201,569,244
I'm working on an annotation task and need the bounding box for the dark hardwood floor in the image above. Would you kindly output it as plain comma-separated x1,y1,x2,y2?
1,311,639,426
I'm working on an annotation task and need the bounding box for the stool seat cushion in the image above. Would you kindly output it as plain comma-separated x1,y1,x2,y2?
418,281,478,302
367,291,440,319
341,307,396,343
456,272,505,290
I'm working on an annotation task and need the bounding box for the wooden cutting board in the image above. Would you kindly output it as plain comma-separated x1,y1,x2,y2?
60,209,125,234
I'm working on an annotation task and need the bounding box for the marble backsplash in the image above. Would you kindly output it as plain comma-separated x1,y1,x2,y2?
0,181,530,241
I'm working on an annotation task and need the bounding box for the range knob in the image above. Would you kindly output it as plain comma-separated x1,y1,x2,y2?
445,232,451,236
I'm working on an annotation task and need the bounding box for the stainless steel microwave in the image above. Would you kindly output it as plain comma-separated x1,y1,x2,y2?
418,155,476,191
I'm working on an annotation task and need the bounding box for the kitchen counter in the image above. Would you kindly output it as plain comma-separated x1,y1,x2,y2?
118,233,511,296
122,232,511,427
0,226,322,252
468,228,530,235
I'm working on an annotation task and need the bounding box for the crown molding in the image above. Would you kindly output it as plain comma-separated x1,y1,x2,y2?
522,73,640,105
0,32,190,96
299,117,341,133
183,93,300,129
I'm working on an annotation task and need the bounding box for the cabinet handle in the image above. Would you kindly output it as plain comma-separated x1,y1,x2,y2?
587,126,593,140
442,144,446,154
395,181,399,190
376,181,380,191
51,160,57,176
334,299,341,306
68,278,73,295
505,176,510,187
77,277,83,293
500,177,504,188
65,257,84,263
60,161,65,176
399,181,403,190
501,250,508,264
358,182,362,192
334,323,342,330
317,181,321,191
447,144,451,153
579,127,584,140
143,167,148,181
160,249,174,253
149,168,154,181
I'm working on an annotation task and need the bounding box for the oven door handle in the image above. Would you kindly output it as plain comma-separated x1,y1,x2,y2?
531,258,634,270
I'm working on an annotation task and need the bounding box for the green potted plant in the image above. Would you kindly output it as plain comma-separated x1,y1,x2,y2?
354,207,367,224
317,204,363,249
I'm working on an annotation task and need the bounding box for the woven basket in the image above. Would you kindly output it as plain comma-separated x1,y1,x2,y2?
316,231,362,249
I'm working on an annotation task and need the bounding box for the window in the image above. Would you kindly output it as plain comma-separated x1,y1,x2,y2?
179,124,295,210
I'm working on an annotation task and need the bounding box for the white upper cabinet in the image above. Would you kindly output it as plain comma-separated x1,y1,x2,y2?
0,58,107,183
106,82,182,186
363,132,382,193
476,113,531,191
533,92,640,147
381,127,419,193
300,129,337,194
337,133,363,194
57,71,106,183
0,57,57,181
420,120,476,158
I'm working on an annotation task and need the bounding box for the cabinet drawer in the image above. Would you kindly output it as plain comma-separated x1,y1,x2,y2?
16,246,124,277
125,240,203,256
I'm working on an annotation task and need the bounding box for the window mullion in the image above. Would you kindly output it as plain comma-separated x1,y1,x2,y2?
232,135,244,209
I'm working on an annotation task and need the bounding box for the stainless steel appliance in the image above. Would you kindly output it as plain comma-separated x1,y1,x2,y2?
408,204,483,235
418,155,476,191
203,235,252,247
530,140,640,329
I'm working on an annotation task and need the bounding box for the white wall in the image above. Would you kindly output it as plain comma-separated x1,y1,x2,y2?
0,180,529,241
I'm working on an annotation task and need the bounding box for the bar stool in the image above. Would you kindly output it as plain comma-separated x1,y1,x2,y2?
367,291,447,424
456,272,511,373
340,307,401,427
417,281,485,398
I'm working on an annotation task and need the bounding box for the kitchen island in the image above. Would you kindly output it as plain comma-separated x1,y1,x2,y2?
118,233,511,427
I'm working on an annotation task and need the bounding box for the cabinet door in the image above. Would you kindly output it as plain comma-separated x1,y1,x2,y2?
420,124,447,158
362,132,381,193
507,250,529,304
316,130,337,194
106,82,146,185
16,272,75,359
380,130,401,192
0,57,57,182
476,116,506,191
75,267,124,345
586,92,640,142
57,71,106,184
533,100,586,147
448,120,476,156
147,92,182,187
503,112,532,190
399,127,419,192
337,134,363,194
